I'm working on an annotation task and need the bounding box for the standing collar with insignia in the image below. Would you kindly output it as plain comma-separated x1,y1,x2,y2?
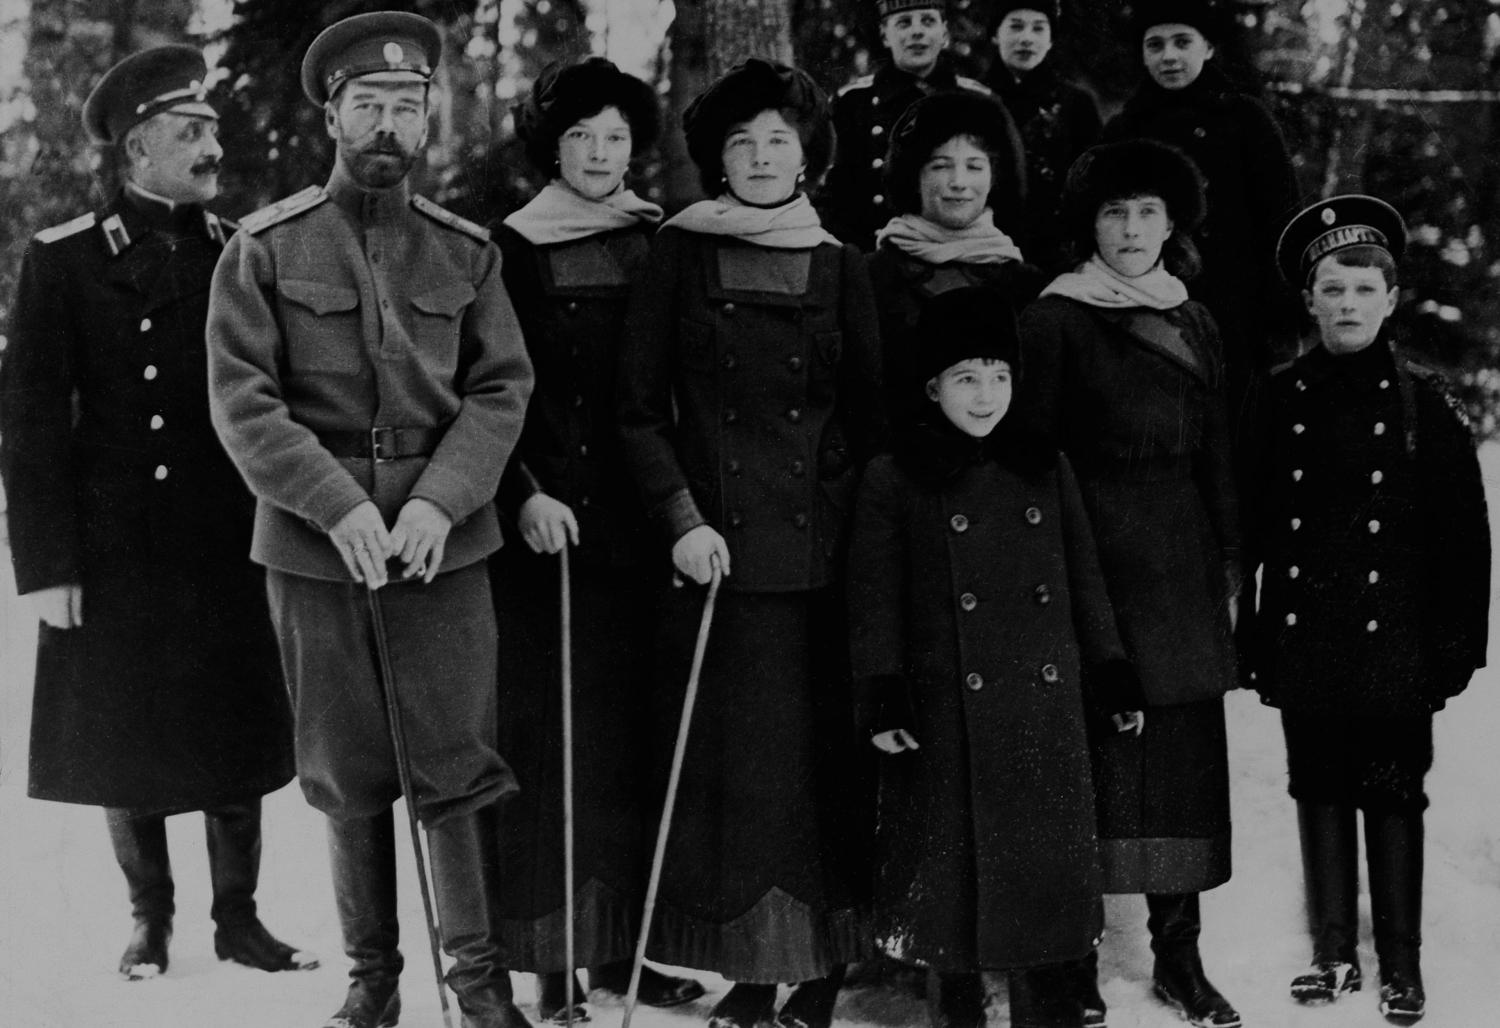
325,162,411,225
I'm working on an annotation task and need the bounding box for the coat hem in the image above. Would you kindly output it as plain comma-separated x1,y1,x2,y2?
1099,832,1231,894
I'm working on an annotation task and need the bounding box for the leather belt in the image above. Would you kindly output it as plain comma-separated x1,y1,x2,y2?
319,426,442,461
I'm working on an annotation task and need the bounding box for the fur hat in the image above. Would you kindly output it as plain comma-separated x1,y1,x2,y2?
514,58,660,175
885,91,1027,218
1060,139,1205,256
682,58,833,197
989,2,1061,33
1130,0,1224,45
911,286,1021,385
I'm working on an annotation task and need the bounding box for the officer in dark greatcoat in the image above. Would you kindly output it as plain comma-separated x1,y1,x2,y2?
1249,196,1489,1025
206,13,534,1028
0,46,312,981
819,0,992,250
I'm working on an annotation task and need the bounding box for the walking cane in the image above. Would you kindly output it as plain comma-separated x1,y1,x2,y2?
621,560,724,1028
367,586,456,1028
559,543,577,1028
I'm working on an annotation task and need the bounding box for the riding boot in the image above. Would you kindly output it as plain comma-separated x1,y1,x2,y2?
425,802,531,1028
106,809,174,980
778,965,846,1028
927,971,986,1028
1069,948,1106,1028
1146,893,1241,1028
1290,802,1362,1003
321,810,403,1028
1366,809,1426,1024
206,799,318,971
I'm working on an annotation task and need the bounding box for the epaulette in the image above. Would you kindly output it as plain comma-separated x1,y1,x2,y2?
957,75,993,96
239,186,328,235
1404,358,1472,429
34,212,96,245
411,194,490,242
838,74,875,97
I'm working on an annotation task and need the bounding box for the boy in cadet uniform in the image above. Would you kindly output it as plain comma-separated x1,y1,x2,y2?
1250,195,1490,1026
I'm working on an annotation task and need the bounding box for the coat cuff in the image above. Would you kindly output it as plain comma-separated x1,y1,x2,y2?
1083,658,1146,719
654,487,706,542
854,673,916,738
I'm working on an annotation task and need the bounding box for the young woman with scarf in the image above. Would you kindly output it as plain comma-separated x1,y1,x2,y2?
616,58,884,1028
485,57,704,1024
1014,139,1243,1028
867,90,1043,429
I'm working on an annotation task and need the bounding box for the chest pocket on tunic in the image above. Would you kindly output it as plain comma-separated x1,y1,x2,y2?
278,279,360,374
410,283,476,380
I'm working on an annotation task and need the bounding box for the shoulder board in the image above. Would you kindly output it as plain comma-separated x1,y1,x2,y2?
957,76,993,96
1402,358,1471,424
411,195,490,242
838,74,875,97
34,212,97,245
239,186,328,236
1268,357,1298,377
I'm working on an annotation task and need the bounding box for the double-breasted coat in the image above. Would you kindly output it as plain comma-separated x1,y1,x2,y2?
1250,338,1489,719
615,224,883,982
847,426,1127,971
1016,294,1240,892
819,57,993,251
487,221,658,968
0,190,294,810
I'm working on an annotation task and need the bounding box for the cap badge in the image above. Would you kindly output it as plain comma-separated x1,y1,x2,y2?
383,42,405,66
1321,207,1337,226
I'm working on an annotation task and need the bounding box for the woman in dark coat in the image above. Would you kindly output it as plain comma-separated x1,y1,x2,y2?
1250,196,1489,1024
1015,139,1243,1028
1103,0,1300,487
616,58,884,1028
867,90,1044,428
485,57,704,1023
849,286,1142,1028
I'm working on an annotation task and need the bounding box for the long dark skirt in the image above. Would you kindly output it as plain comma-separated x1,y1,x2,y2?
1090,698,1231,894
643,585,870,984
490,548,656,970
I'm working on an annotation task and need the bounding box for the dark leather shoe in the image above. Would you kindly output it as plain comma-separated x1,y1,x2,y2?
457,984,535,1028
1290,960,1361,1003
708,983,777,1028
215,918,319,971
321,982,400,1028
1152,953,1241,1028
119,918,172,980
537,971,589,1024
1379,971,1426,1025
588,961,705,1008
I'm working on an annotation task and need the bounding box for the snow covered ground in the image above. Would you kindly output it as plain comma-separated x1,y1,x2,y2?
3,450,1499,1028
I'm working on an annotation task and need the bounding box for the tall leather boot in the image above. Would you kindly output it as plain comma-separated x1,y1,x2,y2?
1366,809,1426,1024
322,811,403,1028
1070,949,1107,1028
1290,802,1362,1003
206,800,319,972
1146,893,1241,1028
426,802,531,1028
106,809,174,980
927,971,986,1028
1008,962,1083,1028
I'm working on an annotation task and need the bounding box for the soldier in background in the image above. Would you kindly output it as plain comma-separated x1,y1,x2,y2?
207,12,534,1028
0,46,313,982
819,0,992,250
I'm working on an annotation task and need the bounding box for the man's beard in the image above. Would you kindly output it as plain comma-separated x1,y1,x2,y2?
343,136,419,189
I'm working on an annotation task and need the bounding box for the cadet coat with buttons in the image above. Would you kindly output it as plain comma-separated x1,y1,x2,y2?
1250,338,1489,718
617,226,884,592
0,190,294,809
847,433,1124,970
819,57,993,251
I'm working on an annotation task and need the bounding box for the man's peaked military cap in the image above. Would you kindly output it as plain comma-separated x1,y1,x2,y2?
301,11,443,105
1276,194,1407,287
82,45,216,144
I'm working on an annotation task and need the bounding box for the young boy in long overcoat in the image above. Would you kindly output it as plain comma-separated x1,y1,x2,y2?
847,286,1144,1028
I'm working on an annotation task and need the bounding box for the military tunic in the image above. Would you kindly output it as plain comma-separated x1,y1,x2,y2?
0,189,294,810
819,57,993,250
206,166,534,824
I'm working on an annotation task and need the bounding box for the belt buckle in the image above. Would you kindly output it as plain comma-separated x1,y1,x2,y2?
370,426,398,462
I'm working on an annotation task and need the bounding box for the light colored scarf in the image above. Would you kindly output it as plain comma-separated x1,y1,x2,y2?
503,181,663,245
1040,253,1188,310
662,192,838,249
874,210,1025,265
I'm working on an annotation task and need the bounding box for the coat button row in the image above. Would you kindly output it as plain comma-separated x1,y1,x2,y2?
950,513,969,533
960,592,978,611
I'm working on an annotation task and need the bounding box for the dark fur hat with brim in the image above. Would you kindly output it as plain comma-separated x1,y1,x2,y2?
911,285,1021,385
886,91,1026,217
1276,194,1407,287
682,58,833,197
1130,0,1225,44
514,57,660,175
1060,138,1205,254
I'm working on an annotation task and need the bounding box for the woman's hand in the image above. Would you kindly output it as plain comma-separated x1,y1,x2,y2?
517,493,579,555
870,729,920,754
671,524,731,584
1112,710,1146,736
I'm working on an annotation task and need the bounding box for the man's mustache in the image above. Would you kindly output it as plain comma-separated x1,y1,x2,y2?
191,158,221,175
